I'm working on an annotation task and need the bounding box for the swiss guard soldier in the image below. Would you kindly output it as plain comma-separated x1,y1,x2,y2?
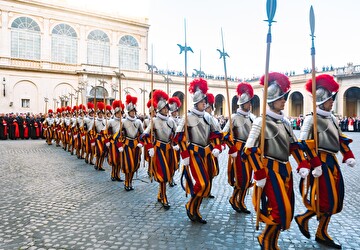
204,92,221,199
142,90,178,209
69,106,79,155
242,72,309,249
84,102,96,165
168,96,182,187
61,106,72,152
176,78,223,224
94,102,107,171
118,95,144,191
107,100,124,182
43,109,55,145
222,82,255,214
54,108,62,147
143,99,156,174
295,74,356,249
76,104,86,159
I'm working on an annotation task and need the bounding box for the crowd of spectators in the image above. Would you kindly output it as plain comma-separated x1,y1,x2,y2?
0,112,45,140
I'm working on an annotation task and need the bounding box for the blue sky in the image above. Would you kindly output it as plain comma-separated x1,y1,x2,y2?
147,0,360,79
74,0,360,79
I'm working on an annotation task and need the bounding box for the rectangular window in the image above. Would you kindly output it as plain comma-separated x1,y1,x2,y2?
21,99,30,108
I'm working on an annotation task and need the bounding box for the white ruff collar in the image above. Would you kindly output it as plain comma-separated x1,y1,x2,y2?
317,107,332,117
191,108,204,117
266,108,284,120
237,108,250,116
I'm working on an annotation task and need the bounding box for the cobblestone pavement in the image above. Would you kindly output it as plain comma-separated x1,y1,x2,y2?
0,132,359,250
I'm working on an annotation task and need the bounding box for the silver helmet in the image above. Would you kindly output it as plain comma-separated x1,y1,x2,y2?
305,74,339,106
236,82,254,105
189,78,208,106
260,73,291,103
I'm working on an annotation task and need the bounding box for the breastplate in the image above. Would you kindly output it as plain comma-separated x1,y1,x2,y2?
123,119,139,139
187,114,210,147
232,114,252,142
264,116,290,162
86,118,94,131
154,118,173,142
47,118,54,126
95,119,106,133
317,115,339,153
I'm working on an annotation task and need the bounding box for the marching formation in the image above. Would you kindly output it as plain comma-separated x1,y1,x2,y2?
41,73,355,249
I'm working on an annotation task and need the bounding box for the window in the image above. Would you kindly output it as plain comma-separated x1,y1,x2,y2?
87,30,110,66
51,23,78,64
119,35,139,70
21,99,30,108
11,17,41,60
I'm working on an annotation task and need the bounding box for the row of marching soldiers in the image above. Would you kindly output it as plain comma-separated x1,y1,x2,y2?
42,72,355,250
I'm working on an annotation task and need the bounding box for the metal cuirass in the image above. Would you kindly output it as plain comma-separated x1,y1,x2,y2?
85,118,94,131
187,113,210,147
232,114,252,142
95,119,106,133
46,117,54,126
64,117,71,126
77,117,85,127
317,115,340,153
109,119,121,134
153,118,174,142
122,119,140,139
264,116,290,162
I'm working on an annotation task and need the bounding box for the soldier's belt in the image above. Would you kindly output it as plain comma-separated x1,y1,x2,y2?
264,155,288,164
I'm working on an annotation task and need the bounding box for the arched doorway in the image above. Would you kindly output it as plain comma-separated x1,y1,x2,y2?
172,91,185,116
251,95,260,116
289,91,303,117
232,95,238,113
88,86,109,104
215,94,225,116
344,87,360,117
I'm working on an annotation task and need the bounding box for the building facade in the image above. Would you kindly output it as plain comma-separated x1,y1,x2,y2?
0,0,359,119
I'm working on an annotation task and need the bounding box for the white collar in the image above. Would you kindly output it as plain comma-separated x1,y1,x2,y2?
191,108,204,117
157,113,168,121
127,115,136,121
237,108,250,116
267,108,284,120
317,107,332,117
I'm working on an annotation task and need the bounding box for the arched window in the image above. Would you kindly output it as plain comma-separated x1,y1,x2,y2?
119,35,139,70
11,17,41,60
87,30,110,66
51,23,78,64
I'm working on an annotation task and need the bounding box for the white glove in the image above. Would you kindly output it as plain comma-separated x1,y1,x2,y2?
221,144,226,151
90,142,95,147
73,135,77,140
182,157,190,166
137,143,143,148
212,148,220,158
299,168,310,178
230,152,237,158
118,147,124,152
105,142,110,147
82,136,85,140
345,158,356,167
312,166,322,178
172,145,180,151
255,178,266,188
148,148,154,157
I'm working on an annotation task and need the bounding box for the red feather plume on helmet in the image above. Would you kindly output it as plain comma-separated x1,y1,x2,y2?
66,106,72,112
260,72,290,93
106,105,112,111
147,99,156,109
96,102,105,111
168,97,181,108
189,78,208,95
153,90,169,105
112,100,120,109
126,95,138,105
236,82,254,98
87,102,94,110
48,109,53,113
305,74,339,94
206,93,215,105
57,108,62,113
